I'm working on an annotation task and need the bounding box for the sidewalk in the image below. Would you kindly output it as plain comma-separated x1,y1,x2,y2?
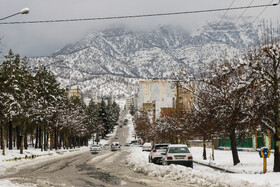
189,147,274,174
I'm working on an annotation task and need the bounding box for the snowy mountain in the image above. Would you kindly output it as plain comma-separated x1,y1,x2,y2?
28,19,265,99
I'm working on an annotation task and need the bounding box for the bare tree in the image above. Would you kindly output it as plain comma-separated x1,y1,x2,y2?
185,58,256,165
246,27,280,172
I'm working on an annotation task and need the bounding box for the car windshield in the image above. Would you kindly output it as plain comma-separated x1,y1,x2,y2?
168,147,190,153
92,145,99,147
104,144,109,146
155,145,169,149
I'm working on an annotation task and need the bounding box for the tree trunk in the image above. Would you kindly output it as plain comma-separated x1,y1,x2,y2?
73,137,76,149
6,125,8,148
54,127,57,150
30,130,34,147
59,132,62,149
273,130,280,172
1,121,5,155
39,126,42,149
35,127,39,148
230,128,240,165
24,133,28,149
46,133,49,149
9,121,13,150
16,126,20,150
13,130,16,148
0,126,2,149
50,131,53,150
20,122,26,154
203,138,207,160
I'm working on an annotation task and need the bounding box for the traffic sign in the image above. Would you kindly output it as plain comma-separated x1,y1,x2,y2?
259,147,271,173
259,147,271,158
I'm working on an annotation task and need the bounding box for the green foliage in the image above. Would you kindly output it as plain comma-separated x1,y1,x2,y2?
86,98,120,141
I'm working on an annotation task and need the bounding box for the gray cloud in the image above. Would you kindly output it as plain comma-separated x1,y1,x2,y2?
0,0,279,57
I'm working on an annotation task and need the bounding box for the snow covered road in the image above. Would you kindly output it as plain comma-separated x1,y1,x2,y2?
1,113,279,186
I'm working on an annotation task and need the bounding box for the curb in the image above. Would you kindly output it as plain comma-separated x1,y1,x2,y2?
193,160,237,173
2,148,81,162
218,147,275,153
3,153,53,162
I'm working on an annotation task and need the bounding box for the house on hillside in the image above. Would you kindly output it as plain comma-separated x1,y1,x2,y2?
68,87,82,99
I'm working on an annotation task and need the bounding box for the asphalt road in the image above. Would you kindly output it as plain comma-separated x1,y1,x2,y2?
0,112,154,187
0,111,214,187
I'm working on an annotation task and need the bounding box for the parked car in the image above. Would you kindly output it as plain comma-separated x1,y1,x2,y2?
162,144,193,168
90,144,101,154
130,143,142,147
103,144,110,149
142,142,152,151
123,119,129,125
124,143,131,147
149,143,170,164
111,142,121,151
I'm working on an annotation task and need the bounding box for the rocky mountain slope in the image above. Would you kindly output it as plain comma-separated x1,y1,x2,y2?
28,19,265,100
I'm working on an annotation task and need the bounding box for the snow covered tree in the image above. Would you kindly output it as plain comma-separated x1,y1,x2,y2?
112,100,120,124
98,99,107,139
86,99,99,143
246,29,280,172
33,65,64,151
183,57,256,165
187,83,220,160
135,111,152,142
0,50,36,154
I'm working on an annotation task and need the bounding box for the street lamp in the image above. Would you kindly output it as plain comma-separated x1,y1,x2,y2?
0,8,30,21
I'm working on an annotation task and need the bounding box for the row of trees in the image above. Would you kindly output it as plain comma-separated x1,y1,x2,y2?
135,29,280,171
86,98,120,143
0,50,120,155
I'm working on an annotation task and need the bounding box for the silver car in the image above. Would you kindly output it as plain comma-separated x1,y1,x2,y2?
111,142,121,151
149,143,170,164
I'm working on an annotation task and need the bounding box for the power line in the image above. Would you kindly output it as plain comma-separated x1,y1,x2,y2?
234,0,256,24
253,0,274,23
220,0,237,21
0,1,279,25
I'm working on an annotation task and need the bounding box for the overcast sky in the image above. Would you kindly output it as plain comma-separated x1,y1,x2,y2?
0,0,280,57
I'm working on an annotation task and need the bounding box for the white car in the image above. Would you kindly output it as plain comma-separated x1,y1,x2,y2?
148,143,170,164
162,144,193,168
142,142,152,151
103,144,110,149
90,144,101,154
111,142,121,151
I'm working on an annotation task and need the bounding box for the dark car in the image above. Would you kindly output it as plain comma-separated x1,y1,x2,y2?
123,119,128,125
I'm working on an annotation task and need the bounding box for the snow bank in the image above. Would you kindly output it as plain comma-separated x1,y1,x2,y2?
125,147,258,187
0,179,36,187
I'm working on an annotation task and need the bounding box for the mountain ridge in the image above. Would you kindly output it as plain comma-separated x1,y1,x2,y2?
28,19,267,99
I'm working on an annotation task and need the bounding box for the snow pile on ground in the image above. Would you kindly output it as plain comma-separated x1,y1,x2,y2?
190,147,274,174
0,179,36,187
190,147,280,186
0,147,88,177
125,147,259,187
125,113,136,143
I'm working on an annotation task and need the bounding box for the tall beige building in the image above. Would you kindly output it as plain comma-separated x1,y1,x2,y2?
138,80,175,119
137,80,195,119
